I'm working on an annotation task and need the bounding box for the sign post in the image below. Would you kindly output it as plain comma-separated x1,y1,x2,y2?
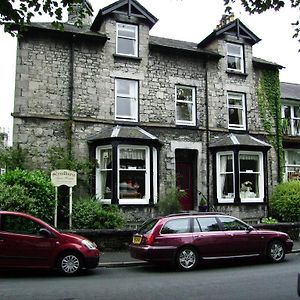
51,170,77,229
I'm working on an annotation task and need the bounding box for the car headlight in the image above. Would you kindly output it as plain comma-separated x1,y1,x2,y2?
82,239,97,250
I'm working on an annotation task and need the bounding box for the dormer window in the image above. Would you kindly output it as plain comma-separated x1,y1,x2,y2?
116,23,138,57
226,43,244,73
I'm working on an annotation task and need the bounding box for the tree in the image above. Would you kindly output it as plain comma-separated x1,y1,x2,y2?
224,0,300,43
0,0,88,36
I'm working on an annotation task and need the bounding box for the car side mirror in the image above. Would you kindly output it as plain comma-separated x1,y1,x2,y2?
39,228,52,238
247,226,254,233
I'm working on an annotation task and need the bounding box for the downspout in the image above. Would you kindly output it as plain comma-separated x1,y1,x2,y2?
67,34,75,159
204,60,210,210
274,85,281,183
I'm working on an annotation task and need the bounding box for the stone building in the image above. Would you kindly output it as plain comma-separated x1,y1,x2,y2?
12,0,283,222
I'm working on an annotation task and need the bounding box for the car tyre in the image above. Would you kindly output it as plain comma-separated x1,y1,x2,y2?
57,252,83,275
267,240,285,263
176,246,198,271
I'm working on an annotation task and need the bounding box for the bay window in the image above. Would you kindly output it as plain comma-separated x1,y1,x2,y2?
216,151,264,204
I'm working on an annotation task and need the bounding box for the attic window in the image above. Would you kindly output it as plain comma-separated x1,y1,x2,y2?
226,43,244,73
116,23,138,57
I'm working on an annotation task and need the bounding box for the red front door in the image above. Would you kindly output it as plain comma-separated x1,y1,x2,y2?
176,162,193,210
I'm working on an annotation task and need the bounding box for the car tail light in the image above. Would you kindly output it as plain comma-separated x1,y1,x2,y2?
146,234,155,246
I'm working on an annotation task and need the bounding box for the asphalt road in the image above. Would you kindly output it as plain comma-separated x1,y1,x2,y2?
0,253,299,300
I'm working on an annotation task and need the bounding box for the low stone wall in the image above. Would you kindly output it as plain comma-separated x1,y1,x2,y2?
66,222,300,251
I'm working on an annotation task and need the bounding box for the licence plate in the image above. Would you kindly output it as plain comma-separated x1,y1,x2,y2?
133,235,142,245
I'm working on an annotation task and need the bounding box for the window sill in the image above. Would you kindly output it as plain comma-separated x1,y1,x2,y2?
226,70,248,77
113,54,142,61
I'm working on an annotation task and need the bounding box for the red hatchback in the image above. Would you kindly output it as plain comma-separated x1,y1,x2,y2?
130,213,294,271
0,211,100,275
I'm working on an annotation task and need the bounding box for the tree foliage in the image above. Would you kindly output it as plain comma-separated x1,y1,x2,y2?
224,0,300,44
0,0,88,35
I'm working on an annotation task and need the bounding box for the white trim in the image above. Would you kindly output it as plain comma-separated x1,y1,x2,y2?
116,23,138,57
226,42,244,73
175,85,196,126
227,92,246,130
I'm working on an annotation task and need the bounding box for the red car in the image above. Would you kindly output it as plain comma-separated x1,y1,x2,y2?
0,211,99,275
130,213,294,271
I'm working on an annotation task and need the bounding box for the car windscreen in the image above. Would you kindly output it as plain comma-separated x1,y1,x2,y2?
138,218,159,234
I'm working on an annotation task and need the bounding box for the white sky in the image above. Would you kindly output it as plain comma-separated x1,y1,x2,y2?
1,0,299,143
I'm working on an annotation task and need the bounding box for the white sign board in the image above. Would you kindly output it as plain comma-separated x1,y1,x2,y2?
51,169,77,187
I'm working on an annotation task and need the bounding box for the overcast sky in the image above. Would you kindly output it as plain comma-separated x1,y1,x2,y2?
1,0,299,144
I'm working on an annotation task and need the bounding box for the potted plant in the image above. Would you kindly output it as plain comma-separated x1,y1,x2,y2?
199,196,208,212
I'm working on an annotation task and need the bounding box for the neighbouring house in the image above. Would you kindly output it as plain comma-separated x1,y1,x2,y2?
12,0,285,223
281,82,300,181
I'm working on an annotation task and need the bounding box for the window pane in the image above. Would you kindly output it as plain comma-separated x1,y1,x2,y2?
286,150,300,165
294,106,300,118
100,149,112,169
283,105,291,118
161,219,190,234
177,87,193,102
177,102,193,121
227,43,241,55
221,174,234,198
197,217,220,232
2,215,41,235
101,170,112,199
118,26,136,38
219,217,248,231
116,96,132,116
117,38,135,56
228,56,241,70
240,154,259,172
229,107,243,125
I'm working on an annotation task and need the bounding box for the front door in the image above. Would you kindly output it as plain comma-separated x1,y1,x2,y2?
176,162,193,210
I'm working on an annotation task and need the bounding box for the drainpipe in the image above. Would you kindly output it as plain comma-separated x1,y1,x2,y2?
67,34,75,159
274,89,281,183
204,60,210,210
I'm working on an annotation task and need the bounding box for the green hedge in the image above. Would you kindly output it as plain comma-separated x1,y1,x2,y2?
270,181,300,222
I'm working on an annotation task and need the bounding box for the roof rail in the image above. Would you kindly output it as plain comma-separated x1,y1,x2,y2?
166,211,225,217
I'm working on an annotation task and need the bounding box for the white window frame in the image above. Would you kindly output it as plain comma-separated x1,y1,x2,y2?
116,23,138,57
175,85,196,126
281,103,300,136
115,78,138,122
284,149,300,181
216,151,235,204
118,145,150,205
226,42,244,73
239,151,264,203
227,92,246,130
96,146,113,204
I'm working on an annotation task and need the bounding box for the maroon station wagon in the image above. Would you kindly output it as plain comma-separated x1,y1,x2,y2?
0,211,100,275
130,213,294,271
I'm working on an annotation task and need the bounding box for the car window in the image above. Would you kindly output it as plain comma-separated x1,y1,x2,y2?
193,218,201,232
197,217,220,232
219,217,249,231
138,218,159,234
1,214,42,235
161,218,190,234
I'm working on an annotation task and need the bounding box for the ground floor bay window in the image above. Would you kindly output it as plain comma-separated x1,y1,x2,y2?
216,151,265,203
96,144,158,205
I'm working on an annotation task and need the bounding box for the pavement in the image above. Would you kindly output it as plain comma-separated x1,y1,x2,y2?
98,240,300,268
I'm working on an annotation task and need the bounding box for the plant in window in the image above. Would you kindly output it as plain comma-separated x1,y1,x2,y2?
241,181,253,192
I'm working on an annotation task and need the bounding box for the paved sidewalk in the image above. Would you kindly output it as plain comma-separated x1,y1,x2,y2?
98,240,300,268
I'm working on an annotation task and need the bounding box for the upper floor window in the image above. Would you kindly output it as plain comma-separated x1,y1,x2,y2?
227,92,246,130
175,85,196,126
226,43,244,73
116,23,138,57
284,149,300,181
282,104,300,136
115,78,138,122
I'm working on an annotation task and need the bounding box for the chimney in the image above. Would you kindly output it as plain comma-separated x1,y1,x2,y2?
216,13,235,29
67,0,93,26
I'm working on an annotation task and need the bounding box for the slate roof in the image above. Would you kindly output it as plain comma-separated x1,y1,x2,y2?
88,125,161,143
149,36,223,59
209,133,271,149
280,82,300,101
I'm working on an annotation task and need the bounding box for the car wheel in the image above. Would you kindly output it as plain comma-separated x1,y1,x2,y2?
57,252,83,275
176,247,198,271
267,240,285,263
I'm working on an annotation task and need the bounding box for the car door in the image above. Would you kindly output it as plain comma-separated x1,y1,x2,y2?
218,216,264,256
0,214,58,268
192,217,231,258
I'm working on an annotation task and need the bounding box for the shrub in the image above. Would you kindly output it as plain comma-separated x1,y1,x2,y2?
72,197,125,229
0,169,55,223
157,188,184,215
270,181,300,222
0,183,36,212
